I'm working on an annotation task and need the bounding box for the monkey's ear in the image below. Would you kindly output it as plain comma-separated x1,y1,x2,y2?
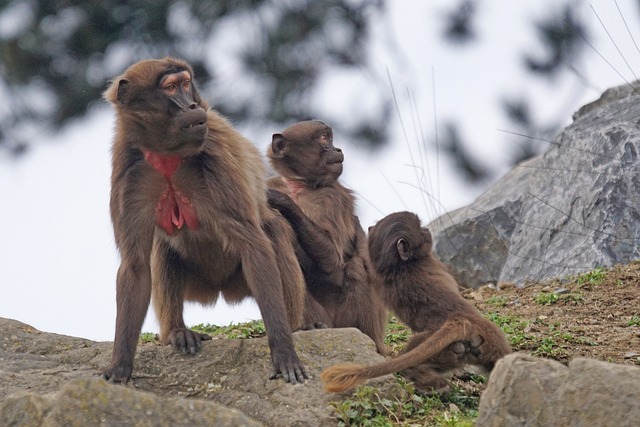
271,134,288,158
116,79,130,105
396,238,411,261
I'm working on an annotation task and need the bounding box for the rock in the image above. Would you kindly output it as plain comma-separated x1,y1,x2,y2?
430,82,640,288
0,377,262,427
477,353,640,427
0,318,396,426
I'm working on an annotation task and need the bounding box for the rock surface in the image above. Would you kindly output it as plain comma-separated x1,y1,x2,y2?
0,377,262,427
430,82,640,288
477,353,640,427
0,318,396,426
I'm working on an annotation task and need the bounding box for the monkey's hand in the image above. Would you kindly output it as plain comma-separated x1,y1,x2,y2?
103,363,133,384
267,189,298,216
267,189,343,282
269,348,308,384
166,328,212,354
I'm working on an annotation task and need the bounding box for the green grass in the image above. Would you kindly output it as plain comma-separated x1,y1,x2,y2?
575,267,607,286
485,295,508,307
141,320,267,342
534,291,559,305
533,290,584,306
332,379,479,427
191,320,266,339
627,316,640,327
532,337,559,357
139,332,158,343
384,317,411,351
485,312,533,347
562,292,585,303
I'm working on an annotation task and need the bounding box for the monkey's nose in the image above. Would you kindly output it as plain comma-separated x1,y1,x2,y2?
189,103,198,110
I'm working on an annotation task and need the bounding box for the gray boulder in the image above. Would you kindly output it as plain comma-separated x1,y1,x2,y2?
430,82,640,288
0,317,396,426
0,377,262,427
477,353,640,427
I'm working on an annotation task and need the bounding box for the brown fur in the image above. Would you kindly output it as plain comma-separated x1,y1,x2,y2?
103,58,307,384
321,211,511,393
267,120,387,355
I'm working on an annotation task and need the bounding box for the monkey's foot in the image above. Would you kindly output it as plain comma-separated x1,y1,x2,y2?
414,380,451,396
301,322,329,330
166,328,212,354
269,348,308,384
401,365,451,395
102,362,133,384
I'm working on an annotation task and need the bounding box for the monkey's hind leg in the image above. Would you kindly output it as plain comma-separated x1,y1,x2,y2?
151,239,211,354
401,364,451,395
263,215,306,330
301,293,332,330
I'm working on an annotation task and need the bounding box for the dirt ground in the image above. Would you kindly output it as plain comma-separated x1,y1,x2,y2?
464,260,640,366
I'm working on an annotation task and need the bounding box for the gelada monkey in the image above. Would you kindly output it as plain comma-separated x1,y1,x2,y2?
103,58,307,384
266,120,387,354
321,211,510,393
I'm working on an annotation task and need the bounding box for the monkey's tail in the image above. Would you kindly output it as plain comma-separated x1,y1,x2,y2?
320,318,470,393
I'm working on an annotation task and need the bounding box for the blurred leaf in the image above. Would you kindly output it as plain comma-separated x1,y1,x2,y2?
523,3,587,75
442,0,477,45
439,122,489,183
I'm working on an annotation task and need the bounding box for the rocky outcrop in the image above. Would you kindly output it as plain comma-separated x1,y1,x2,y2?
0,318,397,426
430,82,640,288
477,353,640,427
0,378,262,427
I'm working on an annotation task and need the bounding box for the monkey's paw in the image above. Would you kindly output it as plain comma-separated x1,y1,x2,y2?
269,349,308,384
267,189,296,212
166,328,212,354
402,365,451,395
102,363,132,384
301,322,329,330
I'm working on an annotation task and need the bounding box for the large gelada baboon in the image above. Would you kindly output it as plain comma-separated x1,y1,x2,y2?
103,57,307,384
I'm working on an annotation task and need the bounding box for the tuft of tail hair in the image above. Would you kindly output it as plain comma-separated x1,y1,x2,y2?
320,318,469,393
320,363,369,392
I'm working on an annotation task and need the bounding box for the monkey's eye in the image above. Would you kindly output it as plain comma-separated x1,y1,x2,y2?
163,83,176,92
182,80,191,90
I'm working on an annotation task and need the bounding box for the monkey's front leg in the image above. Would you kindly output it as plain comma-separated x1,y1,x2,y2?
104,256,152,384
239,232,308,384
151,239,211,354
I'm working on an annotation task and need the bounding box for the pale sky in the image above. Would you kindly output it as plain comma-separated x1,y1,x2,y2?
0,0,636,341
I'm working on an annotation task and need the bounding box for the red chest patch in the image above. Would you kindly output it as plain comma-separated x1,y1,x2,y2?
284,178,307,204
143,150,199,236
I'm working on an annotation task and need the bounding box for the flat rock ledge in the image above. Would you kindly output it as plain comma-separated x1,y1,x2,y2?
0,317,397,426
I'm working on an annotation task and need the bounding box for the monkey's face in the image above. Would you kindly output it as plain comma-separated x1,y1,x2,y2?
270,120,344,186
105,59,209,156
309,125,344,183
